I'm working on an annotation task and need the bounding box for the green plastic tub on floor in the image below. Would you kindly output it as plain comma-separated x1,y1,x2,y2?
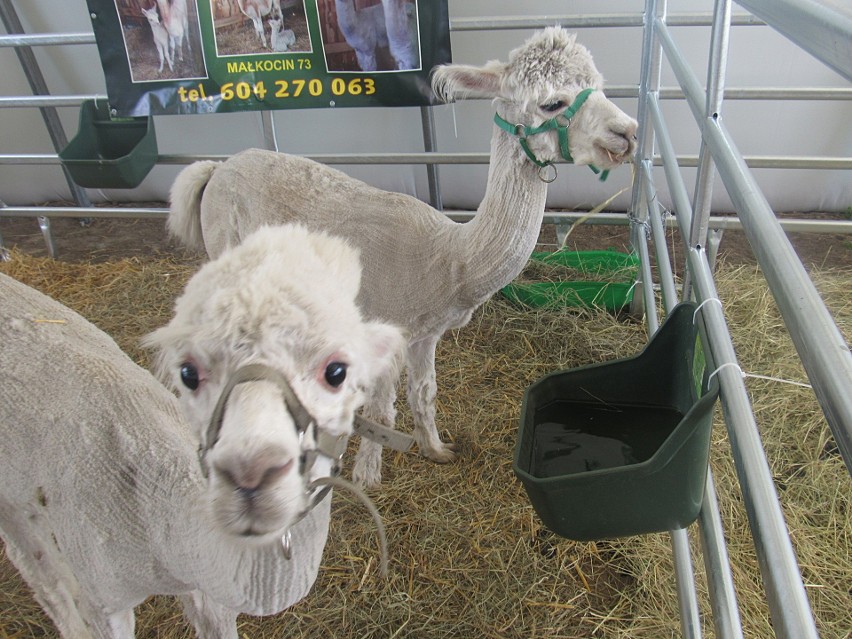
513,302,719,541
501,250,639,311
59,100,158,189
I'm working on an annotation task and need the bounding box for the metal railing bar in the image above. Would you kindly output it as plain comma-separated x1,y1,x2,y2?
0,32,95,47
449,13,763,31
3,87,850,108
635,218,659,333
699,468,746,639
671,526,703,639
0,14,766,50
4,152,849,170
641,161,679,309
735,0,852,82
685,0,732,299
420,105,443,210
2,206,849,236
3,206,851,237
0,94,104,108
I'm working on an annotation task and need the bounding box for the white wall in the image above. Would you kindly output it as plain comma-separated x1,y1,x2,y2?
1,0,850,213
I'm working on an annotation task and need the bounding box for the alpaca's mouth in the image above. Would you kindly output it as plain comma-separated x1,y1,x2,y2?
595,142,633,167
230,511,292,542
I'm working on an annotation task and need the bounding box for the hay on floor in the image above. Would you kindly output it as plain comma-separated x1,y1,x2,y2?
0,250,849,638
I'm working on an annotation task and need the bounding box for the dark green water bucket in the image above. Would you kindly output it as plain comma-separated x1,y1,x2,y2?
513,302,719,541
59,100,158,189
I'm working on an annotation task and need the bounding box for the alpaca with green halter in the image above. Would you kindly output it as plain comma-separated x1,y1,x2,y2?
493,87,610,182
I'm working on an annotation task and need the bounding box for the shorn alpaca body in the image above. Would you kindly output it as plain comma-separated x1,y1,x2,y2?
167,27,638,487
335,0,418,71
141,5,172,72
236,0,282,48
0,226,403,638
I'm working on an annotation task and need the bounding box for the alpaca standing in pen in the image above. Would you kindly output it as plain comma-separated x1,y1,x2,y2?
167,26,638,488
0,224,403,638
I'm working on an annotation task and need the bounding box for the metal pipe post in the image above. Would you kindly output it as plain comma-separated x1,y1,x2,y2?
684,0,732,298
420,106,443,211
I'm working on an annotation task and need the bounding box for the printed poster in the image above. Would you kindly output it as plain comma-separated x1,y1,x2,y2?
86,0,451,116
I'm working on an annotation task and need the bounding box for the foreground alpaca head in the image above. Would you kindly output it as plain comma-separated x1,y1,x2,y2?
432,26,637,170
145,224,404,541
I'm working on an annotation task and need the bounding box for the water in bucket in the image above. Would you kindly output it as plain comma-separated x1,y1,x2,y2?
530,400,684,477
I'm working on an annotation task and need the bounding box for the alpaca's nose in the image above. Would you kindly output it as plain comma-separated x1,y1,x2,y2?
214,447,295,497
612,118,638,154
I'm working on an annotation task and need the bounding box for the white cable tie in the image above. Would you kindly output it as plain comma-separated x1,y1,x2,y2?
693,297,723,325
708,361,744,389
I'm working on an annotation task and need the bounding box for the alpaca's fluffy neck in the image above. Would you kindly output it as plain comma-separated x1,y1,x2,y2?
162,491,330,616
457,124,549,302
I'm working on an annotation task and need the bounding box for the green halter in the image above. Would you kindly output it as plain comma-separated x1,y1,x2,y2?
494,87,609,183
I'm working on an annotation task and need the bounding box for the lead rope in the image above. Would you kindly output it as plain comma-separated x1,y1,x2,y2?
310,475,389,579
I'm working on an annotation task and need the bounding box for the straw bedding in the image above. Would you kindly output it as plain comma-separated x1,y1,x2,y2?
0,248,849,638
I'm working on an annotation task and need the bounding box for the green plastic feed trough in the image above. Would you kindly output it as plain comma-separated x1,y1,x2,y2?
513,302,719,541
59,100,157,189
502,250,639,311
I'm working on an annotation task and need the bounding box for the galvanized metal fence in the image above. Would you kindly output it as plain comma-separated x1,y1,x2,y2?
1,1,851,637
630,2,851,637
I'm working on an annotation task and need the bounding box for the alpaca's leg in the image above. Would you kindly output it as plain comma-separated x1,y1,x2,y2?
178,591,239,639
406,336,456,463
102,610,135,638
352,370,398,488
0,503,106,638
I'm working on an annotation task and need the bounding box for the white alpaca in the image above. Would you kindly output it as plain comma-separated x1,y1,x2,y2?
268,18,296,52
141,6,173,73
0,225,403,638
155,0,190,65
166,27,638,488
236,0,282,48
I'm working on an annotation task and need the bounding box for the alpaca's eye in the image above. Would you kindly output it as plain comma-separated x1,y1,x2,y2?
179,363,200,390
541,100,565,113
324,362,347,388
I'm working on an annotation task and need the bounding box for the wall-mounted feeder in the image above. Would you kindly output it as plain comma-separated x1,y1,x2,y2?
501,250,639,311
59,100,157,189
513,302,719,541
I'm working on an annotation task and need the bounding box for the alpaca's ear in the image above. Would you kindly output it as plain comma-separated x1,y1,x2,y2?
431,60,507,102
140,324,186,389
361,321,406,383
